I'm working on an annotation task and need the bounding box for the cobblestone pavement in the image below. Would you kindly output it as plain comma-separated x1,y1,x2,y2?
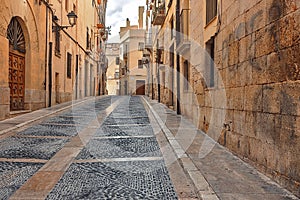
0,96,178,199
0,95,299,200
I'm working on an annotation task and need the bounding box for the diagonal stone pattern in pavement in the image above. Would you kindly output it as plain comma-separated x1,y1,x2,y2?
47,96,178,199
0,162,43,199
0,96,178,199
47,161,177,200
0,95,297,199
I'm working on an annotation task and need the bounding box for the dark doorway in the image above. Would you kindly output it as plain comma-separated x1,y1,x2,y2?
136,80,145,95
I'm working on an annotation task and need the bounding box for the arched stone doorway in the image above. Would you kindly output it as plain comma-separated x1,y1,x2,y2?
7,17,26,111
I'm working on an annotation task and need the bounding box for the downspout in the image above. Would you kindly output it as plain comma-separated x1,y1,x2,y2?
157,40,160,102
44,6,48,107
48,42,53,107
76,55,79,99
176,0,181,114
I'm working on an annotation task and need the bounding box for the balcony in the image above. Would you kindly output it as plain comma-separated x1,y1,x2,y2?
152,5,166,26
177,9,191,55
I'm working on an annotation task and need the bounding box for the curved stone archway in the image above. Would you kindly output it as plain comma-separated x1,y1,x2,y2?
7,17,26,111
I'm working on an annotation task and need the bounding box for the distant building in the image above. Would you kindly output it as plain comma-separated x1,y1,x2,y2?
119,9,147,95
106,43,120,95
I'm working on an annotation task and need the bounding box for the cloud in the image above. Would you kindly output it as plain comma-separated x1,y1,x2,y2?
106,0,145,42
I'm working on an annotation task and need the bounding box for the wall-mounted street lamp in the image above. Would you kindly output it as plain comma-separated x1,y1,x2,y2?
99,26,111,41
52,11,78,32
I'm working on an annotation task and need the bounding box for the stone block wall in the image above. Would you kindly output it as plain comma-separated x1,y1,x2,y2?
179,0,300,196
211,0,300,196
0,36,10,120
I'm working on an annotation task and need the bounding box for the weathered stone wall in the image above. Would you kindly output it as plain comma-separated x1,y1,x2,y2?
0,36,10,120
0,0,47,120
210,0,299,196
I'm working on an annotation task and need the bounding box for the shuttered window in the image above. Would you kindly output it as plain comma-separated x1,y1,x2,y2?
67,53,72,79
184,60,189,91
206,0,217,24
138,60,143,69
55,31,60,56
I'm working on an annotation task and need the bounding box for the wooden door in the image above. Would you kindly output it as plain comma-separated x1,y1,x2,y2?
7,17,26,111
9,52,25,111
136,80,145,95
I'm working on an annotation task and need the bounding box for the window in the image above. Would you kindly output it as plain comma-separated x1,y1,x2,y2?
138,42,144,51
183,60,189,91
55,31,61,56
206,37,215,87
67,53,72,79
122,68,126,75
170,17,174,39
138,60,143,69
91,30,94,48
86,28,91,50
65,0,69,12
206,0,217,24
114,71,119,79
123,44,128,58
116,57,120,65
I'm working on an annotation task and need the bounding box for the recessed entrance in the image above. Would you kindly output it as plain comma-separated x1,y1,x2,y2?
7,17,26,111
136,80,145,95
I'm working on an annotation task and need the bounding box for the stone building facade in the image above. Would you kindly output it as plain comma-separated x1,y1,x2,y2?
0,0,108,120
0,0,48,119
119,17,147,96
106,43,120,95
145,0,300,196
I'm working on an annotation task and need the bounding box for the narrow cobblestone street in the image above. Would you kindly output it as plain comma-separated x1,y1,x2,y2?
0,96,298,199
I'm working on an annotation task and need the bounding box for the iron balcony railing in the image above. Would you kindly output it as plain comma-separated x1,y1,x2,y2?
152,3,166,25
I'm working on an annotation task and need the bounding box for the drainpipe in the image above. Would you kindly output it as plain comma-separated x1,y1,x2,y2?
44,6,48,107
76,55,79,99
48,42,53,107
176,0,181,114
157,40,160,102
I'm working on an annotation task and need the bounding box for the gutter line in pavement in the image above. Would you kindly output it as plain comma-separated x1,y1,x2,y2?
142,96,220,200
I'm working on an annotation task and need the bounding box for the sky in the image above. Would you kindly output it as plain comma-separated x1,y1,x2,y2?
106,0,145,43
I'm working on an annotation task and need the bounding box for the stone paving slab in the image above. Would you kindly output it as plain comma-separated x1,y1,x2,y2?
0,136,69,160
103,117,150,125
76,137,161,159
17,123,82,137
41,116,95,125
0,162,43,200
95,124,154,137
46,161,177,200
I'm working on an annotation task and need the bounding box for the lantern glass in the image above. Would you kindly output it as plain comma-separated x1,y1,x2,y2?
67,11,77,26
